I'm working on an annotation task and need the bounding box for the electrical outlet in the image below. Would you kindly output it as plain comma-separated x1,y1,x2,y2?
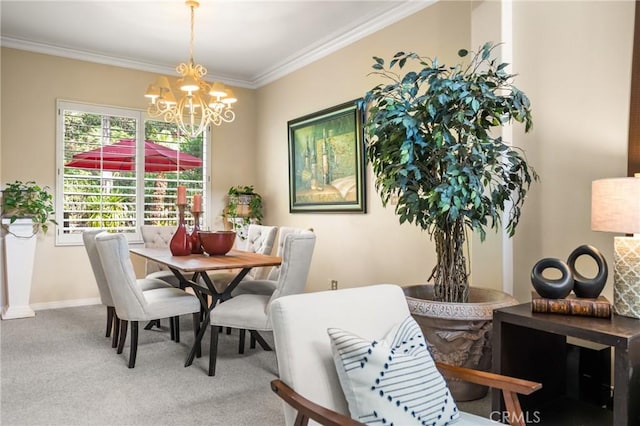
330,280,338,290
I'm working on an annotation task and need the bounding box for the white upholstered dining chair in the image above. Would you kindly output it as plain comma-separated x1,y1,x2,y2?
203,224,278,293
82,229,174,347
206,230,316,376
140,225,181,287
95,232,201,368
269,284,541,426
232,226,313,297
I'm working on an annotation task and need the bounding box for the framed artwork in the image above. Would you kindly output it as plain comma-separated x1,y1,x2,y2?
288,100,366,213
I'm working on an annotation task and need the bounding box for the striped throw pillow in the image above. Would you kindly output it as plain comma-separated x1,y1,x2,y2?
327,316,459,426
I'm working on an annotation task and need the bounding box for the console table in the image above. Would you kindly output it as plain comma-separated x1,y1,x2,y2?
492,303,640,426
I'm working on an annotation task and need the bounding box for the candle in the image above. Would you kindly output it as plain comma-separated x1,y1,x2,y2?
177,185,187,205
192,193,202,212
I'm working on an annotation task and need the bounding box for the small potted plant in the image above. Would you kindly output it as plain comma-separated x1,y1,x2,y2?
2,180,56,235
224,185,263,240
1,180,56,319
362,42,537,400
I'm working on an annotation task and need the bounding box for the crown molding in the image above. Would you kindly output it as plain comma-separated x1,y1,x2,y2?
250,1,435,88
0,37,254,89
1,1,434,90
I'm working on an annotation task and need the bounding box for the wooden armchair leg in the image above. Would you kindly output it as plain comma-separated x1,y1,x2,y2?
503,390,525,426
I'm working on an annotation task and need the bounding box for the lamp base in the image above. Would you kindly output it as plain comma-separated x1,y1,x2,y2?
613,236,640,319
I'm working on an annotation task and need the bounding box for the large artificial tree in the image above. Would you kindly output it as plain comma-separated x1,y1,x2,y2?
363,43,537,303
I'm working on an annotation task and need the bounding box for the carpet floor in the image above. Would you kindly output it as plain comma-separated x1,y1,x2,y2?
0,305,284,426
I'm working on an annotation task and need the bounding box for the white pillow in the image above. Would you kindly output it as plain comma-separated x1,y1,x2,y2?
327,316,459,426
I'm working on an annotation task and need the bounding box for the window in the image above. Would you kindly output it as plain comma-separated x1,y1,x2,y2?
56,100,208,245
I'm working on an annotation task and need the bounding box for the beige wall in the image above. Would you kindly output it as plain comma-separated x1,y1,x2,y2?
255,1,472,293
1,0,635,306
511,1,634,302
256,0,635,299
0,48,257,305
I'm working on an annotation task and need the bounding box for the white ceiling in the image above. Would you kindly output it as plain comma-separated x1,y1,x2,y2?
1,0,433,88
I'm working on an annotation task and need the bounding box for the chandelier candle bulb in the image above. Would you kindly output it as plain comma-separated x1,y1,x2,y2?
177,185,187,205
192,194,202,212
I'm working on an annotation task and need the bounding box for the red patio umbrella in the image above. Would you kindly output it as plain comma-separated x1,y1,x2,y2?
65,139,202,172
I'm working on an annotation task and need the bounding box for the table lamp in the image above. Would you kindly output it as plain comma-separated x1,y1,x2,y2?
591,177,640,318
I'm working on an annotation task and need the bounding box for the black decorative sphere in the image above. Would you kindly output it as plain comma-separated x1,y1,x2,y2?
531,258,574,299
567,244,608,298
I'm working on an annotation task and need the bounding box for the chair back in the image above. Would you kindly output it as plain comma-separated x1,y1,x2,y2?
268,231,316,308
267,226,313,281
244,224,278,280
95,232,149,321
82,229,114,307
270,284,409,426
140,225,174,274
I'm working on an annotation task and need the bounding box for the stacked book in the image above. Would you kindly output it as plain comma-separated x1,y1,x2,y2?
531,292,612,318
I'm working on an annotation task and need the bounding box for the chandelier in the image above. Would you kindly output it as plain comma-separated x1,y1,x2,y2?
144,0,237,138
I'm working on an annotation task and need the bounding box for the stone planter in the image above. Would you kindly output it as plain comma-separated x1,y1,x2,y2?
404,285,518,401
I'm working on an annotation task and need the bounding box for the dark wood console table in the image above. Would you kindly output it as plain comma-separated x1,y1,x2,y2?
492,303,640,426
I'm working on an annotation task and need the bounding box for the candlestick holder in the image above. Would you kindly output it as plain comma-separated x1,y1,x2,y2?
190,211,203,254
170,204,192,256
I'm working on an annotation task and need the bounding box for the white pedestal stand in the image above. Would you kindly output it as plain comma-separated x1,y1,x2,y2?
1,218,36,319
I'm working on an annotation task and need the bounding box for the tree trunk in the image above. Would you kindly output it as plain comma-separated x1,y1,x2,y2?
431,218,469,303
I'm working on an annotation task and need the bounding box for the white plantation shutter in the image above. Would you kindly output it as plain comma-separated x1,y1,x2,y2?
56,100,208,246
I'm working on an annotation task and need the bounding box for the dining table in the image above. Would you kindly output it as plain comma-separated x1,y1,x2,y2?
129,247,282,367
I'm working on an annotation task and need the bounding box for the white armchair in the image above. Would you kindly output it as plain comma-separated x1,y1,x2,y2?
269,284,542,426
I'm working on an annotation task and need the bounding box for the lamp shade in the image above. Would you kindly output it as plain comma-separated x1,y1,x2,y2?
591,177,640,234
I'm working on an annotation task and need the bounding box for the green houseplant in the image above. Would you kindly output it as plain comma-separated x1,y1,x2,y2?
224,185,263,239
2,180,56,235
362,43,538,400
363,42,537,304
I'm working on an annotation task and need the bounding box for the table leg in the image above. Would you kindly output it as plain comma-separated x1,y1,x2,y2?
181,267,254,368
185,308,211,367
249,330,272,351
614,337,640,425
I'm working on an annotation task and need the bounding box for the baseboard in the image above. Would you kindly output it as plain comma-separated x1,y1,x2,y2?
30,297,101,311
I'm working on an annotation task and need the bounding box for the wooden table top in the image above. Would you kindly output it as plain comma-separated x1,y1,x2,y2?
130,247,281,272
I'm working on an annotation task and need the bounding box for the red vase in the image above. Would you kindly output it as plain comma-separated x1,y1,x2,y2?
190,211,203,254
170,205,192,256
